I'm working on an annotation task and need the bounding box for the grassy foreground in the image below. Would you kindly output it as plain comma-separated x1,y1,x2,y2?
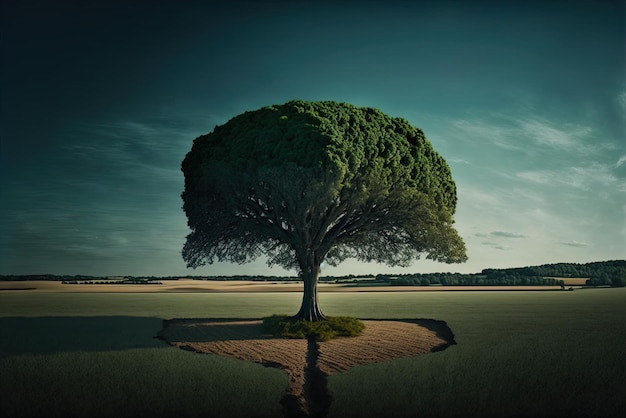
1,289,625,417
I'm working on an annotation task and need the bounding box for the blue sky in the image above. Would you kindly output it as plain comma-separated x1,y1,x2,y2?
1,0,624,277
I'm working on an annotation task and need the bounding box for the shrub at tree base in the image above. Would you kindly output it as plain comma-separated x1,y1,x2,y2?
263,315,364,342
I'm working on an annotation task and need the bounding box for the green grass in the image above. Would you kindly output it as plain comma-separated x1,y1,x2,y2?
0,348,286,418
0,292,303,318
262,314,364,341
1,289,625,417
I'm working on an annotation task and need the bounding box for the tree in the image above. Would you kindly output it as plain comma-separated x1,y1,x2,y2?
181,100,467,321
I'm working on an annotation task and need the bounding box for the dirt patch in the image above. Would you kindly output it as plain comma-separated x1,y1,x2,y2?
158,318,454,417
158,318,453,375
316,319,454,375
160,318,309,403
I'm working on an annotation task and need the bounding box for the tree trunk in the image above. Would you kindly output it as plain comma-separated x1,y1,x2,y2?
293,256,326,322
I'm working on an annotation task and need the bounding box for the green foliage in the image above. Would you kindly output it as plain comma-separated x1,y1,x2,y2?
181,100,466,271
262,314,364,342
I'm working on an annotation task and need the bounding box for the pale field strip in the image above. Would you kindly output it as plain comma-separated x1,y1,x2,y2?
553,277,588,286
0,279,568,293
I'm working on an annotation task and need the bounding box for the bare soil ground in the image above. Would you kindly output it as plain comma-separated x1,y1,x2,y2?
158,317,455,416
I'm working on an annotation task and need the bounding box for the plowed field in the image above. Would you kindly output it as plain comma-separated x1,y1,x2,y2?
158,318,454,414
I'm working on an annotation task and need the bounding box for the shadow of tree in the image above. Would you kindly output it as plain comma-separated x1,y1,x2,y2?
0,316,166,357
158,318,275,342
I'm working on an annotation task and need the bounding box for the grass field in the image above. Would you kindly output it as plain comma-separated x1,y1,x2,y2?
1,288,625,417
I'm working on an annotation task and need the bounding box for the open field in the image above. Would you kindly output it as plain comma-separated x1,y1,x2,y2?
0,279,567,293
1,288,625,417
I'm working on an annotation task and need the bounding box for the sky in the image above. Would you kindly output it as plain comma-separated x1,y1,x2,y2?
1,0,624,277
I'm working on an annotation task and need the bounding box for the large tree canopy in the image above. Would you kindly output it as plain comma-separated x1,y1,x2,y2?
181,100,467,320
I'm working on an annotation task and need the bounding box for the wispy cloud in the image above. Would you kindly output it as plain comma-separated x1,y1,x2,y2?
558,241,590,248
1,114,203,275
617,87,626,110
452,118,526,152
450,158,471,165
517,118,593,152
515,170,555,185
67,118,195,168
490,231,526,238
57,116,214,201
450,111,612,161
516,162,625,192
481,241,510,250
457,185,504,209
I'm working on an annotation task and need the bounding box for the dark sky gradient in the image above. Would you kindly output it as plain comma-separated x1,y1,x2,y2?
1,0,624,276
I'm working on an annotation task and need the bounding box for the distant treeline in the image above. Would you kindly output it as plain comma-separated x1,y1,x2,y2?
1,260,624,287
482,260,625,281
334,261,622,287
380,260,625,287
379,273,565,287
0,274,172,282
61,278,163,285
492,260,625,287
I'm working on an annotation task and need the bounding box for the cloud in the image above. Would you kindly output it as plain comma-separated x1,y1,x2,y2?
450,158,471,165
2,202,189,275
67,119,195,170
450,111,610,161
1,114,202,275
617,88,626,110
490,231,526,238
516,162,624,192
517,118,592,152
451,118,525,152
558,241,590,248
616,155,626,168
457,185,505,210
474,231,526,239
56,116,213,207
481,241,509,250
515,170,551,185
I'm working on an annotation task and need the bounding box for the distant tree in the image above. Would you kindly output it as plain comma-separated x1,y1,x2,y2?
611,277,625,287
611,269,626,288
393,278,411,286
181,100,467,321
